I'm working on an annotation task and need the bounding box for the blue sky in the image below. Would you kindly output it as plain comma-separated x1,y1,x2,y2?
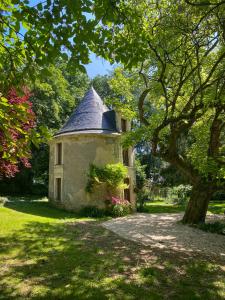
85,53,114,78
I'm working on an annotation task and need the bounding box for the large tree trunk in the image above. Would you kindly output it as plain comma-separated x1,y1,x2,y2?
182,183,214,224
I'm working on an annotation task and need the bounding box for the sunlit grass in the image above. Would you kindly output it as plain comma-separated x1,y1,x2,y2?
144,199,225,215
0,197,224,299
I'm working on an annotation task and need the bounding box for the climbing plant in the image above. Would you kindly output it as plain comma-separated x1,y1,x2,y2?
86,163,128,195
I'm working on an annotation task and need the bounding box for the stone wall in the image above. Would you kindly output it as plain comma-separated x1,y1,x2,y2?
49,133,129,211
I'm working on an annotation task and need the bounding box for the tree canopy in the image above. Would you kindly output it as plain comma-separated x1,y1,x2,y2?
101,1,225,223
1,0,225,223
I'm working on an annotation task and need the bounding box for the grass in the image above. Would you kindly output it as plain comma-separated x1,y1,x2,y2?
0,196,225,299
143,199,225,215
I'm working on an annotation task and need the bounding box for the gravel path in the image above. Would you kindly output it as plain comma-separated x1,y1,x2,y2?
102,213,225,258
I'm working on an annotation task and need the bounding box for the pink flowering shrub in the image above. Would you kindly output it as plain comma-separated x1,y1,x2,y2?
106,196,132,217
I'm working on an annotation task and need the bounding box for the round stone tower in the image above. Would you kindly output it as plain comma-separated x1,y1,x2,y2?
48,87,135,211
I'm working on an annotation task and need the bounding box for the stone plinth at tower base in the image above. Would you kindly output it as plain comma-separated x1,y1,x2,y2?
48,87,136,212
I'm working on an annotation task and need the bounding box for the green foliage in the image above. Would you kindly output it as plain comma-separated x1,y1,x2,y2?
135,159,146,191
168,185,192,205
30,62,90,131
91,75,113,100
0,0,98,89
212,191,225,201
135,159,149,211
0,169,47,196
79,206,106,218
160,164,190,187
136,188,152,212
107,67,137,120
193,222,225,236
111,203,132,217
86,163,128,194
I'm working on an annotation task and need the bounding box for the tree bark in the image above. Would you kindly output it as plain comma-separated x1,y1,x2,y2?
182,183,214,224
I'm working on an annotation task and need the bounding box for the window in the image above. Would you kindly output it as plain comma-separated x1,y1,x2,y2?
121,118,127,132
56,143,62,165
122,149,129,166
55,178,62,201
124,178,130,202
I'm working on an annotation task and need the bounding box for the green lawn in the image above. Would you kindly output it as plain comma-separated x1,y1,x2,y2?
0,197,224,299
144,200,225,214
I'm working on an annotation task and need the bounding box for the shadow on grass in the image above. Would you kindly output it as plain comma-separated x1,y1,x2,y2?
4,196,79,220
0,220,224,299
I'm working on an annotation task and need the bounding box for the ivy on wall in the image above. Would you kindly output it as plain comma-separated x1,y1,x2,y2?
85,163,128,195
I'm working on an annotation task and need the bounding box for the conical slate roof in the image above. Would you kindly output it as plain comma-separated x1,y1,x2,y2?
55,87,118,136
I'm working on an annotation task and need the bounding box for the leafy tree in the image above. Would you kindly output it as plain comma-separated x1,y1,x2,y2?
0,89,41,178
91,75,113,100
30,63,90,131
0,0,116,90
102,2,225,224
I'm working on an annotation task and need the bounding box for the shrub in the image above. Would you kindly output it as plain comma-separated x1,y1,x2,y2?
112,204,124,217
106,196,132,217
136,188,151,212
211,191,225,201
79,206,106,218
168,184,192,205
194,222,225,235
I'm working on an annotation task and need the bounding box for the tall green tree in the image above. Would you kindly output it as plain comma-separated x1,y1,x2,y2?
30,63,90,131
91,75,113,100
104,1,225,224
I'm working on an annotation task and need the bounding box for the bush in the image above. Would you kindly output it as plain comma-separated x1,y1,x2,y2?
168,184,192,205
79,206,106,218
106,196,132,217
194,222,225,235
111,204,131,217
211,191,225,201
136,188,151,212
112,204,124,217
0,178,47,196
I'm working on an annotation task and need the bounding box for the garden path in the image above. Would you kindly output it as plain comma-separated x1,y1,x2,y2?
102,213,225,258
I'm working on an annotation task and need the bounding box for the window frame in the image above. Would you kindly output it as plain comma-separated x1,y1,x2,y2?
121,118,127,132
122,148,129,166
56,142,63,165
55,177,62,201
